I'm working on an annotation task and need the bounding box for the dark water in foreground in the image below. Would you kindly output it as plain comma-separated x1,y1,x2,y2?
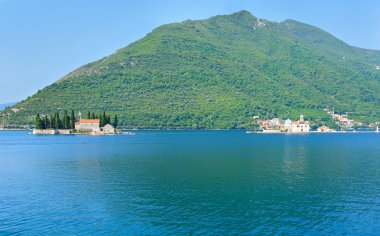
0,131,379,235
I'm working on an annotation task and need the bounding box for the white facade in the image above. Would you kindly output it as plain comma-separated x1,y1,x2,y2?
287,115,310,133
289,123,310,133
75,119,101,132
284,119,292,130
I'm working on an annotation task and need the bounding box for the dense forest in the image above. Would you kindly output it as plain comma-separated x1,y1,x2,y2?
1,10,380,129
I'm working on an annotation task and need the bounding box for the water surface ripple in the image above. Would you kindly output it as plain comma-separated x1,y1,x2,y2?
0,131,379,235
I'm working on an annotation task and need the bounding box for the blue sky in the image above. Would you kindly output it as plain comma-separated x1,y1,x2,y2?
1,0,379,104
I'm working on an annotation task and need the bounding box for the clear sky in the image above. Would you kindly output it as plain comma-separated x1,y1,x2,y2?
1,0,379,104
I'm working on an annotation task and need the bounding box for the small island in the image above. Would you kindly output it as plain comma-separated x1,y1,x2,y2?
32,111,120,135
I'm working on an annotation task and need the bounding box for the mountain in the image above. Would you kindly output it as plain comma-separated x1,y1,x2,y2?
0,102,17,111
1,10,380,129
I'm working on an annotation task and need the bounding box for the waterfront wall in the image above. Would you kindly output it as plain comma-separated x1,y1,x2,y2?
33,129,58,135
57,130,70,135
32,129,71,135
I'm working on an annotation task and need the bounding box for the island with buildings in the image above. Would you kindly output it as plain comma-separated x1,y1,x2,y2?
250,112,379,134
32,111,119,135
251,114,335,134
258,115,318,133
27,109,380,135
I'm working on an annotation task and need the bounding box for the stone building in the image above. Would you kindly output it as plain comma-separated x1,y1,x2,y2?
102,124,115,134
317,126,334,132
75,119,101,132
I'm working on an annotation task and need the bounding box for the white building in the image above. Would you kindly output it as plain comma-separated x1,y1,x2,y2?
284,119,292,130
75,119,101,132
286,115,310,133
290,122,310,133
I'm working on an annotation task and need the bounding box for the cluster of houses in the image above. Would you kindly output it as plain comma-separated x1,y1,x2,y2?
260,115,310,133
259,115,334,133
324,109,362,128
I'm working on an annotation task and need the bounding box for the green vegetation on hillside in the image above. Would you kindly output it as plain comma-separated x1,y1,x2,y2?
1,10,379,129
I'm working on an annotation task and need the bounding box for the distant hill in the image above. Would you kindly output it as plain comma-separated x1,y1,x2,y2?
0,102,16,111
1,10,379,129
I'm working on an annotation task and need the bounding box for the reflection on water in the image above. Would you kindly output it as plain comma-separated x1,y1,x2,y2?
282,135,308,180
0,131,379,235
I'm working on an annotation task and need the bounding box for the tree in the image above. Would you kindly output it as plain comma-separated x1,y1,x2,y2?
87,112,91,119
54,112,61,129
70,110,75,129
66,116,70,129
101,111,107,126
99,112,103,126
53,113,57,129
58,113,62,129
107,115,111,125
35,113,41,129
62,110,69,129
44,115,49,129
49,114,53,128
113,115,118,128
91,113,95,119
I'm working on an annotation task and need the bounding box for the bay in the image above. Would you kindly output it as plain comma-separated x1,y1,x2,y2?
0,131,379,235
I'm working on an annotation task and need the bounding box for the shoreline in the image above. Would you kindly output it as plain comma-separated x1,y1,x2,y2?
246,130,380,134
1,129,379,135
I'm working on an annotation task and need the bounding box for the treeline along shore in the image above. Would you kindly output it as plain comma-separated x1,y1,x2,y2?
34,110,117,130
33,110,119,135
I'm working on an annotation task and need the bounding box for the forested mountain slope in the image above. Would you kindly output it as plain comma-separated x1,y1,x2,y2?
2,10,380,129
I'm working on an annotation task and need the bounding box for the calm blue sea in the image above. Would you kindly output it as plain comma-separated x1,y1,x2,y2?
0,131,379,235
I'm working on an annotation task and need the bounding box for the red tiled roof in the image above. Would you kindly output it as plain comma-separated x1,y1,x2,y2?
78,119,100,123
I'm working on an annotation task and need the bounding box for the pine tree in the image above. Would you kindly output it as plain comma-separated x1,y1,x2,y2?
53,113,58,129
113,115,118,128
62,110,68,129
91,113,95,119
58,113,62,129
54,112,62,129
63,110,70,129
87,112,91,119
35,114,41,129
66,116,70,129
98,111,103,126
44,115,49,129
107,115,111,125
99,113,103,126
49,114,53,129
70,110,75,129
